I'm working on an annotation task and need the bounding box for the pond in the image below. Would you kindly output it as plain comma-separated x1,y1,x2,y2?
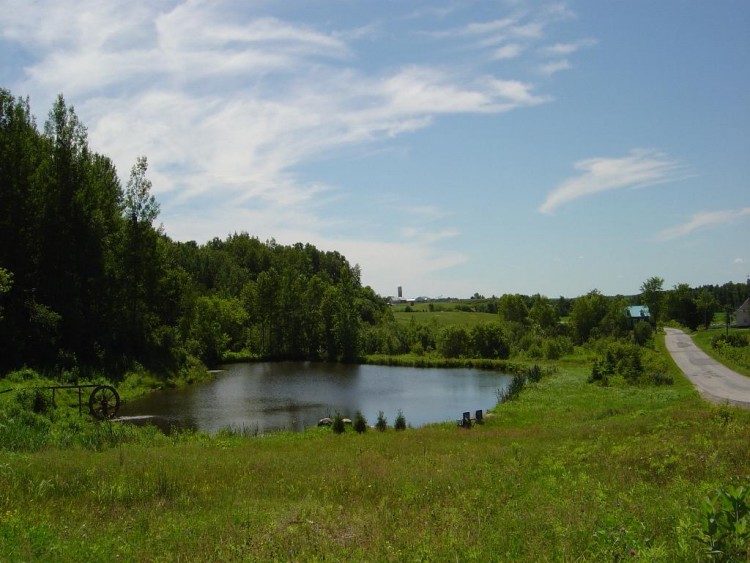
118,362,512,434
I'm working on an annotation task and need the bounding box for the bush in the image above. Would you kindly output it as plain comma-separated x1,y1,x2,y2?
332,413,346,434
394,409,406,431
642,350,673,385
497,373,526,403
542,339,562,360
470,323,509,359
588,359,607,385
712,333,749,349
353,410,367,434
526,364,543,383
409,341,425,356
15,388,54,415
6,368,41,382
633,321,654,346
589,340,672,386
375,410,388,432
437,325,470,358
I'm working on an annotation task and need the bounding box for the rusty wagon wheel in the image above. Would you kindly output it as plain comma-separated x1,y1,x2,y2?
88,385,120,420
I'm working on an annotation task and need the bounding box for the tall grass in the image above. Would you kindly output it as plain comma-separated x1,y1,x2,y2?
364,353,526,372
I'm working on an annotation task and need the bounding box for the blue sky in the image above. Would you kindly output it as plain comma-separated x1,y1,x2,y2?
1,0,748,298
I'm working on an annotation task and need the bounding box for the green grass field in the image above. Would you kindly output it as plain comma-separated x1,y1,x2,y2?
393,309,498,329
1,337,749,560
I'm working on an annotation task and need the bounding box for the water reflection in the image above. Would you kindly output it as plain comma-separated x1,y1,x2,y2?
119,362,511,434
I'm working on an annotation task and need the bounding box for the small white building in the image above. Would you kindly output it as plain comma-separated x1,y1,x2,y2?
737,298,750,327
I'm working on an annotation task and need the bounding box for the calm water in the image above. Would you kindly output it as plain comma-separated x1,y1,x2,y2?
118,362,511,434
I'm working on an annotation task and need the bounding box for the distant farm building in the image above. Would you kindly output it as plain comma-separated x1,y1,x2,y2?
737,298,750,327
626,305,651,327
389,285,415,305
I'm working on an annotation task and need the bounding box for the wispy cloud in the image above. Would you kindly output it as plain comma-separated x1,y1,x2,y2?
6,2,556,203
539,59,571,75
492,43,524,60
539,38,597,57
539,149,689,214
428,17,517,39
425,6,582,61
536,38,596,75
0,0,588,293
655,208,750,241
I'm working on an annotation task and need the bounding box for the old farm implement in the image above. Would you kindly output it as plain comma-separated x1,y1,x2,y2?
0,383,120,420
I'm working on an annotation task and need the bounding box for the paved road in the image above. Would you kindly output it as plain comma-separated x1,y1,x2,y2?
664,327,750,408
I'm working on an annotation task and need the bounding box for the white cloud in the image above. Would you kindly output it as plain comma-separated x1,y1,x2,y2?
539,149,688,214
655,208,750,241
734,258,746,264
538,59,571,75
539,38,597,57
425,3,589,68
536,38,595,75
493,43,524,60
428,18,517,39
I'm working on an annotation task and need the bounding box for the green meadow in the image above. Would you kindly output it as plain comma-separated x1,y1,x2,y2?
1,335,749,561
392,304,497,329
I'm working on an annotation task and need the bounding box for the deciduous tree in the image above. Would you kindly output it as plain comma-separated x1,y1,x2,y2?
640,276,664,325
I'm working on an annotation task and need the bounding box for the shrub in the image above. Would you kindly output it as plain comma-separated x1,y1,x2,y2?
375,410,387,432
6,368,41,382
409,341,425,356
353,410,367,434
470,323,509,359
589,340,672,386
332,413,346,434
712,333,749,349
619,346,644,382
588,359,607,385
633,321,654,346
394,409,406,431
437,325,470,358
543,339,562,360
526,343,544,359
497,373,526,403
15,388,54,415
526,364,543,383
642,350,673,385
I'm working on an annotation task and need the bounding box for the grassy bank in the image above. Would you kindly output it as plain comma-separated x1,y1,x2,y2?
363,353,530,373
1,359,749,560
691,327,750,377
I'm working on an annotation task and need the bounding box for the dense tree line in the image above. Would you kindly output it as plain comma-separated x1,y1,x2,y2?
0,90,386,379
638,276,748,331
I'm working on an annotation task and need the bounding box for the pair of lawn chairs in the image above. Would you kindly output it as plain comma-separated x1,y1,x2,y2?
458,410,483,428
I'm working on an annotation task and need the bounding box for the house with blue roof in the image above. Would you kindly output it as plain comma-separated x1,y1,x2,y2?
626,305,651,327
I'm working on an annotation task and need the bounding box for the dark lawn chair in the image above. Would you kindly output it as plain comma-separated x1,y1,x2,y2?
458,411,472,428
